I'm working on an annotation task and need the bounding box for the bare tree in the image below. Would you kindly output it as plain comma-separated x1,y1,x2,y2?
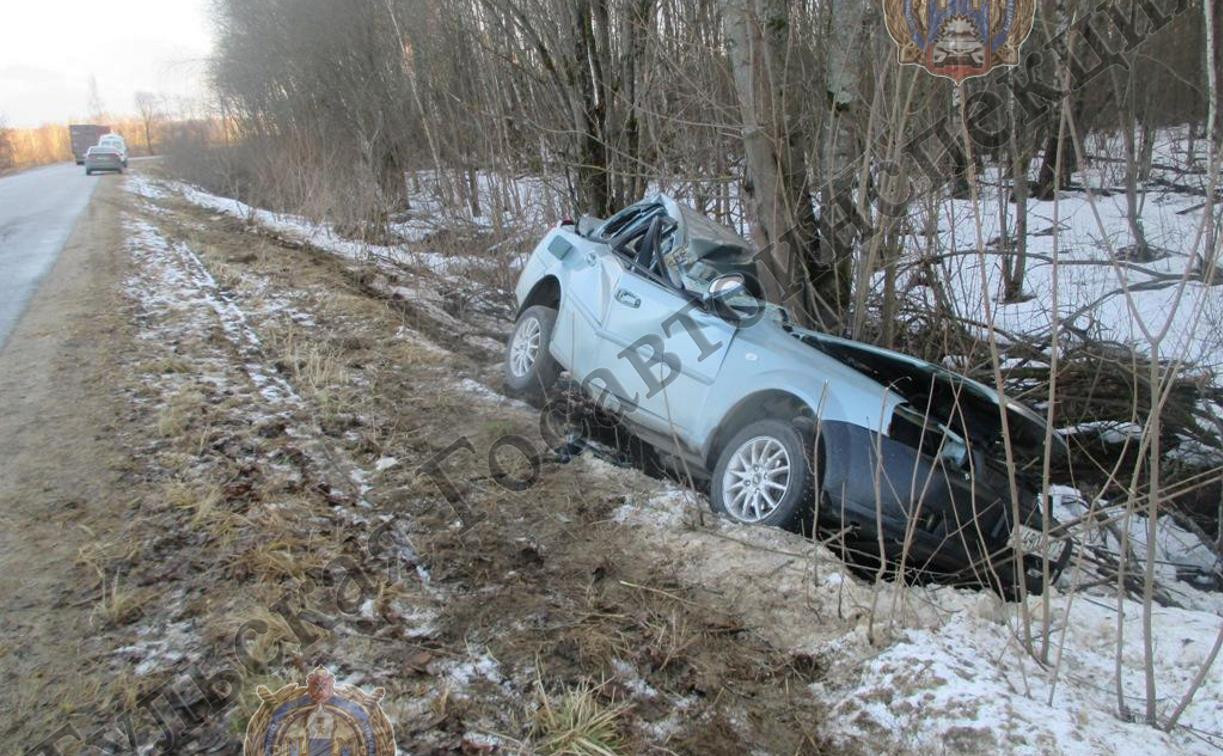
134,92,162,156
87,75,106,122
722,0,829,326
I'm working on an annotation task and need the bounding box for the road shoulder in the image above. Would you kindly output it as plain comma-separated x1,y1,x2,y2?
0,176,133,744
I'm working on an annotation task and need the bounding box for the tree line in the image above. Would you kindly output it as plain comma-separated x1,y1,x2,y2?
207,0,1220,333
0,92,182,172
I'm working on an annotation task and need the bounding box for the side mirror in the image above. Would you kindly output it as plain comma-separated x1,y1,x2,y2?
707,273,746,299
705,273,765,326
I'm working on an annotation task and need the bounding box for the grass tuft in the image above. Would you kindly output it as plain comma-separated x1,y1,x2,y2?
531,680,630,756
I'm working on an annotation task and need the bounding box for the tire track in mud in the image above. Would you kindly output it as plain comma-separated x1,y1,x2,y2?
192,211,515,365
116,176,842,753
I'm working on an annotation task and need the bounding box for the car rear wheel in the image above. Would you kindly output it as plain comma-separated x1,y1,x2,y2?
710,419,814,531
85,169,92,175
503,305,560,402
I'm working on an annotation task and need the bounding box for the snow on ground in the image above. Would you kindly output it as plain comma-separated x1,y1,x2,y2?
395,169,569,236
1050,487,1223,614
152,178,493,276
884,127,1223,371
819,592,1223,754
608,467,1223,754
126,173,168,200
125,216,302,407
129,175,517,359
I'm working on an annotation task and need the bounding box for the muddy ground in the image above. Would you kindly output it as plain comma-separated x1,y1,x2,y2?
4,169,915,754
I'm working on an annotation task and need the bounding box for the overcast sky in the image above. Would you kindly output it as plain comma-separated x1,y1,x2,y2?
0,1,214,127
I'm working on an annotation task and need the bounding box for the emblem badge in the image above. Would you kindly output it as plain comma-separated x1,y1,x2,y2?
243,667,396,755
883,0,1037,83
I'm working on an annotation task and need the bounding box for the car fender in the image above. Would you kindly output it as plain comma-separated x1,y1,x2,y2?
695,368,904,463
514,233,564,308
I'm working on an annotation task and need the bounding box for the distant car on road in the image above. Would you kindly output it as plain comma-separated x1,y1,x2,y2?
69,124,111,165
97,134,128,167
84,146,124,175
506,194,1072,595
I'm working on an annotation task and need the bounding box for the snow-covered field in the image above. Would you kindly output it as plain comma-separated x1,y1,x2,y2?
130,157,1223,753
885,128,1222,370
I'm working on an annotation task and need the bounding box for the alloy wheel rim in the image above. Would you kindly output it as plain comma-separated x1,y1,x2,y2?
722,435,791,522
509,316,542,378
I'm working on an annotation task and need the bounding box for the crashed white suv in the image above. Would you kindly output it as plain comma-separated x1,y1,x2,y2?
505,194,1070,594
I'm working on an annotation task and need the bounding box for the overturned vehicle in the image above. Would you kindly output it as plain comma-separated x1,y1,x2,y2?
504,195,1071,595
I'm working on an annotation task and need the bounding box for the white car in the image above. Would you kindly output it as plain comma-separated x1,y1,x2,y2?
96,134,128,167
505,194,1072,595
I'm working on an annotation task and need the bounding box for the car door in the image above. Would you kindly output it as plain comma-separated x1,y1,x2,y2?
599,268,736,440
549,238,623,380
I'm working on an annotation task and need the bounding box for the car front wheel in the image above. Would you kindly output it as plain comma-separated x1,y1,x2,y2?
710,419,814,531
503,305,560,402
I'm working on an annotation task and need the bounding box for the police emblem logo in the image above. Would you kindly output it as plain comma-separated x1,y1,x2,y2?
243,667,396,755
883,0,1038,83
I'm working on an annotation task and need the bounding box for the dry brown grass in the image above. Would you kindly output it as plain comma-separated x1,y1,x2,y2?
91,571,146,628
166,480,222,523
235,536,325,584
530,679,631,756
75,526,143,587
143,355,193,374
157,387,205,437
265,327,346,391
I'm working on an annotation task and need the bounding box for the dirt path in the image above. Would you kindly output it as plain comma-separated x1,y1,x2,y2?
0,176,134,745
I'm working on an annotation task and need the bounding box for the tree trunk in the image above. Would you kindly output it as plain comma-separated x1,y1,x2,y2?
1004,151,1031,301
569,0,611,216
1034,0,1072,201
1114,62,1151,260
1213,0,1223,145
722,0,833,328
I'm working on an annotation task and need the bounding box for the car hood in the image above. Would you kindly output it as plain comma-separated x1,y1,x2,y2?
790,326,1064,460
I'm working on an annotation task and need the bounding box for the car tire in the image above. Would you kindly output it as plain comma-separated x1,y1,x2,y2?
503,305,560,402
710,418,814,532
85,169,92,175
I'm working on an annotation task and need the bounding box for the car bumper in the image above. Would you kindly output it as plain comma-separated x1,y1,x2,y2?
85,162,123,172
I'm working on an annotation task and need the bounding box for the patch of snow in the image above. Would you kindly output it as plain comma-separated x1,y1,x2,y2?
1059,420,1144,443
611,658,658,700
444,653,505,691
819,590,1223,755
166,179,479,277
456,377,532,411
610,482,704,530
124,174,168,200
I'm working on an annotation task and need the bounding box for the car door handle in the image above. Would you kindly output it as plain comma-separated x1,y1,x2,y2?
615,290,641,308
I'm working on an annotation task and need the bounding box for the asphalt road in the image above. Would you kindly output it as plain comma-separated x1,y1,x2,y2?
0,161,101,349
